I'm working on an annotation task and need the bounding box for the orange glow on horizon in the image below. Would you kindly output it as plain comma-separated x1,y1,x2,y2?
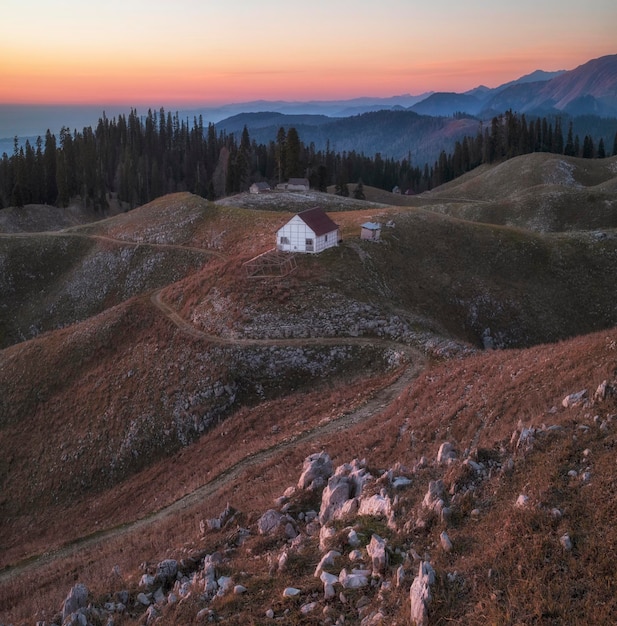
1,2,615,108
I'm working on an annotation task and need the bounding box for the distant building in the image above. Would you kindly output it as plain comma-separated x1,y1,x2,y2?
249,181,271,194
361,222,381,241
286,178,310,192
277,207,340,254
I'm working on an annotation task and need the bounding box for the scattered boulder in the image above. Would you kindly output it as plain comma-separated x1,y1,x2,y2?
139,573,155,589
409,561,435,626
562,389,588,408
321,571,339,600
136,592,151,606
339,568,370,589
560,534,573,551
298,451,334,490
217,576,233,596
300,601,318,614
144,604,160,625
440,531,453,552
320,474,353,524
594,380,615,403
367,534,388,575
155,559,178,585
513,423,536,453
437,442,457,465
314,550,341,577
349,549,364,562
393,476,412,489
515,494,529,508
258,509,287,535
347,528,361,547
61,583,89,623
319,460,372,526
358,492,392,518
283,587,302,597
319,524,337,552
422,480,446,515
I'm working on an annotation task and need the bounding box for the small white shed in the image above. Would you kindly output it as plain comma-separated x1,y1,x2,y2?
277,207,340,254
361,222,381,241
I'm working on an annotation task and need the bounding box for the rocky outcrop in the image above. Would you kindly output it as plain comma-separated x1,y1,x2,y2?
50,400,617,626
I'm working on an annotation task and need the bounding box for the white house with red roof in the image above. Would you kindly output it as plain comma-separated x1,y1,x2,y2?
277,207,340,254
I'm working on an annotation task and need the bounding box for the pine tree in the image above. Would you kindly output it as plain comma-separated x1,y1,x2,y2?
43,130,57,205
284,127,301,179
597,138,606,159
353,179,365,200
553,117,564,154
316,164,328,192
275,127,286,183
582,135,594,158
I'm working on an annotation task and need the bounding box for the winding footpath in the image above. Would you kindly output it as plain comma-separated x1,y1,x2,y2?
0,230,426,584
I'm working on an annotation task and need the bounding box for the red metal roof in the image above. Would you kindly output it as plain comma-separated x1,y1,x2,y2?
297,207,339,236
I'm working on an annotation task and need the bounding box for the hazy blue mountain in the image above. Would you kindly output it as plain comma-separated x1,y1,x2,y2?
420,55,617,118
215,109,481,164
2,55,615,160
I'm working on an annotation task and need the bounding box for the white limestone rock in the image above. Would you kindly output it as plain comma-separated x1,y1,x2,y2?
440,531,453,552
409,561,435,626
319,475,352,525
562,389,588,408
319,525,337,552
314,550,341,577
515,494,529,508
283,587,302,597
339,568,369,589
366,534,388,575
61,584,89,623
358,492,392,518
437,441,457,465
155,559,178,585
258,509,287,535
298,452,334,490
422,479,446,514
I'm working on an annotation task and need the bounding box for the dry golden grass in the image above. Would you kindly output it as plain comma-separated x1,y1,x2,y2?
2,157,617,623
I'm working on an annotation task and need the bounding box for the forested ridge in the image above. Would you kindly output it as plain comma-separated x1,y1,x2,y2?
1,108,616,211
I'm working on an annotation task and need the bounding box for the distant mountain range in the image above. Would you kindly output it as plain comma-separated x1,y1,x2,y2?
1,54,615,162
212,55,617,164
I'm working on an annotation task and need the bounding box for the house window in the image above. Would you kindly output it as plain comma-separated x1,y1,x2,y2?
280,236,289,245
305,238,314,251
325,234,328,241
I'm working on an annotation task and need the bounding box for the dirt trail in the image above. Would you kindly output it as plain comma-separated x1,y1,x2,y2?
0,349,422,583
0,233,425,583
0,230,225,258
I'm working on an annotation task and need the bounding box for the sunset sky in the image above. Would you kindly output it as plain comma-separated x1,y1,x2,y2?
2,0,615,106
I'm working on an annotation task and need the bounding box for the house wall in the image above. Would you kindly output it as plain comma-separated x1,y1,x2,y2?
277,215,338,253
361,227,380,241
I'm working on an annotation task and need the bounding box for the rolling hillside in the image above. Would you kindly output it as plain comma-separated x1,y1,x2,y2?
2,153,617,624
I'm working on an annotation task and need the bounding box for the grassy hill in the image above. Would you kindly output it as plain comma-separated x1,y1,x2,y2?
1,154,617,624
419,153,617,232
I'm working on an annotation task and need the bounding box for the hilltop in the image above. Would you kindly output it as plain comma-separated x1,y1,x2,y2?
1,152,617,624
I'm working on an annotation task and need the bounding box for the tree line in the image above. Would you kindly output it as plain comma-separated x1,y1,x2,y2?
1,108,616,210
